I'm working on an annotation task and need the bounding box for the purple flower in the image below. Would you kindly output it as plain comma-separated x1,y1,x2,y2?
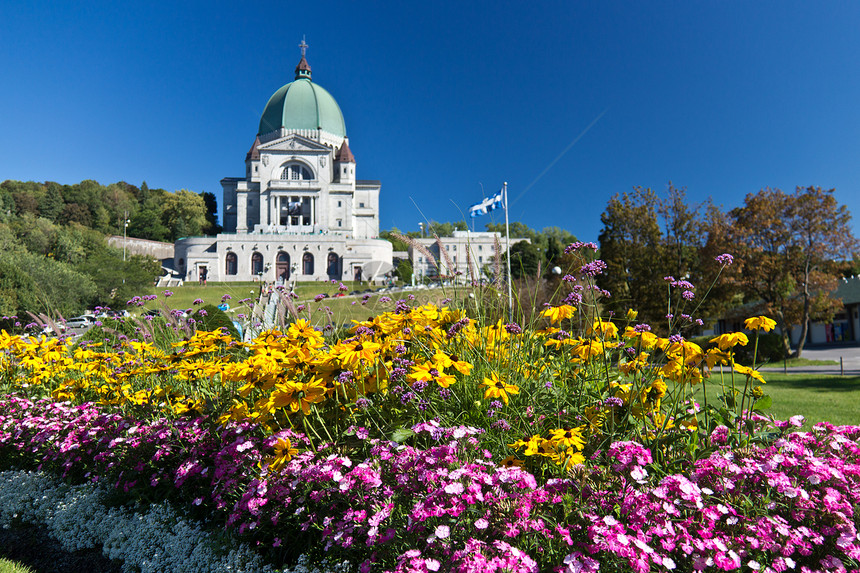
715,253,734,266
504,323,523,334
221,294,232,302
192,298,204,305
564,241,598,254
162,290,173,297
579,260,607,277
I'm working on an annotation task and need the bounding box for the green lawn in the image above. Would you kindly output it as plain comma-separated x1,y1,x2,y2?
131,282,469,328
702,372,860,427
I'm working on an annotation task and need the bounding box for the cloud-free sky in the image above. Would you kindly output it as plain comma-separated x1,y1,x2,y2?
2,1,859,243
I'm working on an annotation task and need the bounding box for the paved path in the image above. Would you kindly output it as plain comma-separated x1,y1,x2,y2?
759,345,860,376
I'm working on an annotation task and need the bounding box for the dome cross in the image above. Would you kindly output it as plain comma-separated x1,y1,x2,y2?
299,36,308,57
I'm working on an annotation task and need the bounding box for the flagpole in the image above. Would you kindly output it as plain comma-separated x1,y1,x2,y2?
503,181,513,322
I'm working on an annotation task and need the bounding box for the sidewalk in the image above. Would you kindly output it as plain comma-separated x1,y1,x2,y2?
758,346,860,376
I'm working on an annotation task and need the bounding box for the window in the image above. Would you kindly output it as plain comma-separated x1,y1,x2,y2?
327,253,340,280
478,245,483,251
302,252,314,275
225,252,238,275
337,219,342,227
251,252,264,275
337,200,342,207
479,256,483,263
280,163,313,181
445,245,449,251
359,202,365,208
276,252,290,282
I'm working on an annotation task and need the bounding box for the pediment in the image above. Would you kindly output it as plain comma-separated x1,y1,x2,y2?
258,134,331,153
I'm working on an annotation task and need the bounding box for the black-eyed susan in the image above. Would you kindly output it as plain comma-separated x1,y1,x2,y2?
549,427,586,451
744,316,777,332
267,437,299,472
710,332,749,351
480,372,519,405
541,304,576,325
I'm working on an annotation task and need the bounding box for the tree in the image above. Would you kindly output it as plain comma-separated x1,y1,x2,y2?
597,187,666,327
161,189,208,240
395,259,413,284
505,241,540,279
201,191,222,235
728,187,857,357
380,228,411,251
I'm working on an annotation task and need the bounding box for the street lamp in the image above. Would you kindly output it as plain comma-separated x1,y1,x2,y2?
122,217,130,262
418,222,424,238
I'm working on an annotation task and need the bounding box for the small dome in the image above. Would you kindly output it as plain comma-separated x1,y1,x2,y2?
258,78,346,138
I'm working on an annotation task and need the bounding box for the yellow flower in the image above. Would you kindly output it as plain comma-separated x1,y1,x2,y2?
541,304,576,325
480,373,520,405
709,332,749,351
733,363,766,384
705,348,732,369
626,309,639,320
548,427,586,451
335,339,381,369
588,319,618,339
744,316,777,332
267,437,299,472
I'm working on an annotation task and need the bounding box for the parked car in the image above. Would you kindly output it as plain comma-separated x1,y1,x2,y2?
65,315,95,329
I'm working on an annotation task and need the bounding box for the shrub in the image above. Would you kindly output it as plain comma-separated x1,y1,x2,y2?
192,304,239,340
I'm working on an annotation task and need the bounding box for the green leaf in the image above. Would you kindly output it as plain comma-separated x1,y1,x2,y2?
391,428,415,443
753,396,772,411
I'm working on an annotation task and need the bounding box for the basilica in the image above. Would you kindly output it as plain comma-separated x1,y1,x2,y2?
174,43,392,284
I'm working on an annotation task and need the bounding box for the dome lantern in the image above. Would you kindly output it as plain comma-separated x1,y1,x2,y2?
294,37,312,80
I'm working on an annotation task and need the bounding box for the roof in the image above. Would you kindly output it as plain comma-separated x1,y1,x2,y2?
257,78,346,138
835,276,860,305
335,140,356,163
245,136,260,161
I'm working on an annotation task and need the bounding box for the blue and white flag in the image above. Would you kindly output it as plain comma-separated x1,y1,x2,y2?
468,189,504,218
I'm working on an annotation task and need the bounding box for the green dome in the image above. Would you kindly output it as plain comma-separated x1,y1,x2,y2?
258,78,346,138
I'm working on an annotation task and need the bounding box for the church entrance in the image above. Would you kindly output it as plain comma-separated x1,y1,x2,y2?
354,266,362,282
276,252,290,284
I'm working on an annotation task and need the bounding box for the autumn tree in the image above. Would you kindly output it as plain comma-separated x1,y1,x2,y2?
728,186,857,357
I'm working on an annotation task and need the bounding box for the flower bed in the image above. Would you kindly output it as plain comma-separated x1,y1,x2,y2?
1,250,859,571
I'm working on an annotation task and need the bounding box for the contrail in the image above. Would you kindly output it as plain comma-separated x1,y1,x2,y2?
509,108,608,207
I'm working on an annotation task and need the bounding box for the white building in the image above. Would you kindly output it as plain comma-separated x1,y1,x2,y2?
410,231,528,282
175,43,392,284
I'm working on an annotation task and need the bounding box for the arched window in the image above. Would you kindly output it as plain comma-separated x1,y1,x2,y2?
276,251,290,283
280,163,313,181
327,252,340,280
251,252,264,276
302,252,314,275
225,252,238,276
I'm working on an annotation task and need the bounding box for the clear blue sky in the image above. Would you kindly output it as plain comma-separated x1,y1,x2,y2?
2,1,859,243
